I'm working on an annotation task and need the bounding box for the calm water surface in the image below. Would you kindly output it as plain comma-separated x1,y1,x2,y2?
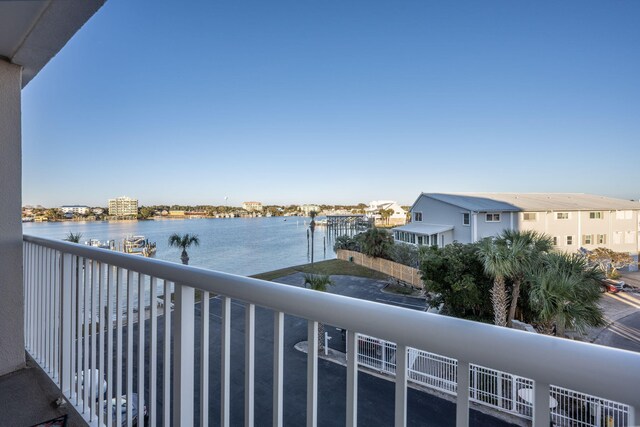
23,217,334,276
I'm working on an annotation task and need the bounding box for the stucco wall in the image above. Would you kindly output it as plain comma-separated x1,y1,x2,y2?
0,60,25,375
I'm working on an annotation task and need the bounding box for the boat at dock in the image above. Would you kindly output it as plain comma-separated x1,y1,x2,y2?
123,235,156,257
86,238,115,250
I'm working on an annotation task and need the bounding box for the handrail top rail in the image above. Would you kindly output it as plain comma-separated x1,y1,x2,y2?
23,234,640,408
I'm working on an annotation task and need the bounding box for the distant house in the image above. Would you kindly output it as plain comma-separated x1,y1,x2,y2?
242,201,263,212
365,200,406,225
393,193,640,264
60,205,89,215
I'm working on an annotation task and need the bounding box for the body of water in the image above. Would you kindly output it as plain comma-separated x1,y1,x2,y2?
23,217,334,276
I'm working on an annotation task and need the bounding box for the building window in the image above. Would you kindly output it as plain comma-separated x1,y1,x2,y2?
556,212,569,220
523,213,537,221
417,236,422,245
485,213,500,222
566,236,573,245
414,212,422,222
616,210,633,220
613,232,622,244
552,236,558,246
625,231,635,244
410,234,416,244
582,235,593,245
463,213,470,226
589,212,603,219
597,234,607,244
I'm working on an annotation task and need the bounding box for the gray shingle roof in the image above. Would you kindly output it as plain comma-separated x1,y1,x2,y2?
422,193,640,212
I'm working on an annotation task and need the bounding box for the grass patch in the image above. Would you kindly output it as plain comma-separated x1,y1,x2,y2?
251,259,389,281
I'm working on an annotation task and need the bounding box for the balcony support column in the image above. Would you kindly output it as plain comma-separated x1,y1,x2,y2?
456,361,470,427
0,59,25,376
533,381,550,427
173,283,195,427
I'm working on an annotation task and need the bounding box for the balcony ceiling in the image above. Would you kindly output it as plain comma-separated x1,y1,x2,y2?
0,0,106,88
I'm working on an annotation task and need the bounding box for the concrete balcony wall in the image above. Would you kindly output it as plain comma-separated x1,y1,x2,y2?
0,59,25,376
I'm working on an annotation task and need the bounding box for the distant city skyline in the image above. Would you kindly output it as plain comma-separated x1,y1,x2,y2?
21,1,640,206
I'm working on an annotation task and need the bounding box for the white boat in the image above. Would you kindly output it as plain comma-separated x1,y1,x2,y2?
87,238,115,250
123,235,156,257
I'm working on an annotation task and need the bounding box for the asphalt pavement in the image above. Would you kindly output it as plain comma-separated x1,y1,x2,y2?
117,273,517,426
593,290,640,352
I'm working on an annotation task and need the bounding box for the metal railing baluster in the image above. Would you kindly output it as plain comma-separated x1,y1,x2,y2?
200,290,210,427
137,274,145,427
149,277,158,427
127,270,134,427
221,296,231,427
244,303,255,427
273,311,284,427
306,320,318,427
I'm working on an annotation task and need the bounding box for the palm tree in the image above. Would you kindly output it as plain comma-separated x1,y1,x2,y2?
359,227,393,259
476,238,512,327
309,210,318,265
497,230,553,327
168,233,200,265
64,232,83,243
303,273,333,351
528,253,604,337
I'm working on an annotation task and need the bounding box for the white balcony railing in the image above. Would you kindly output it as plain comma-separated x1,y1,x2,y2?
23,234,640,427
357,333,630,426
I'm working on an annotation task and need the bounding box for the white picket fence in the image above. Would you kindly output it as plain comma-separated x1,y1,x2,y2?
357,334,630,427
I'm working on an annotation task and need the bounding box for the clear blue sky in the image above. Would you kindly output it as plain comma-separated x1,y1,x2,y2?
22,0,640,207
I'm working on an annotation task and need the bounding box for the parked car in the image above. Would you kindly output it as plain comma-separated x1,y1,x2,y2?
601,279,625,293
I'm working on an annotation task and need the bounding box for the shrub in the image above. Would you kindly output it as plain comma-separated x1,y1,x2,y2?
359,228,394,260
333,235,361,252
303,273,333,292
389,243,419,267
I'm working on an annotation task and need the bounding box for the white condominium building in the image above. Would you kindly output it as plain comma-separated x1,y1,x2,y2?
393,193,640,267
108,196,138,216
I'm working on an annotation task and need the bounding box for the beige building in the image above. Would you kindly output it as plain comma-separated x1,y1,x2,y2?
300,204,321,216
394,193,640,266
108,196,138,216
242,201,263,212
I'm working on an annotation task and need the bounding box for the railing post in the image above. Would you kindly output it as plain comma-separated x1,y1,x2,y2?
59,253,72,394
456,361,469,427
173,283,195,427
394,344,407,427
346,330,358,427
533,381,550,427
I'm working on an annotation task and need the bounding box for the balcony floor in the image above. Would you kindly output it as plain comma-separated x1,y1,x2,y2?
0,353,86,427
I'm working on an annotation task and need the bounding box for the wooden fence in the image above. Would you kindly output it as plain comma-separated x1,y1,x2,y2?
337,249,424,289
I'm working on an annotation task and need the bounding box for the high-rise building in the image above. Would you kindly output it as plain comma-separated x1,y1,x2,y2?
108,196,138,216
